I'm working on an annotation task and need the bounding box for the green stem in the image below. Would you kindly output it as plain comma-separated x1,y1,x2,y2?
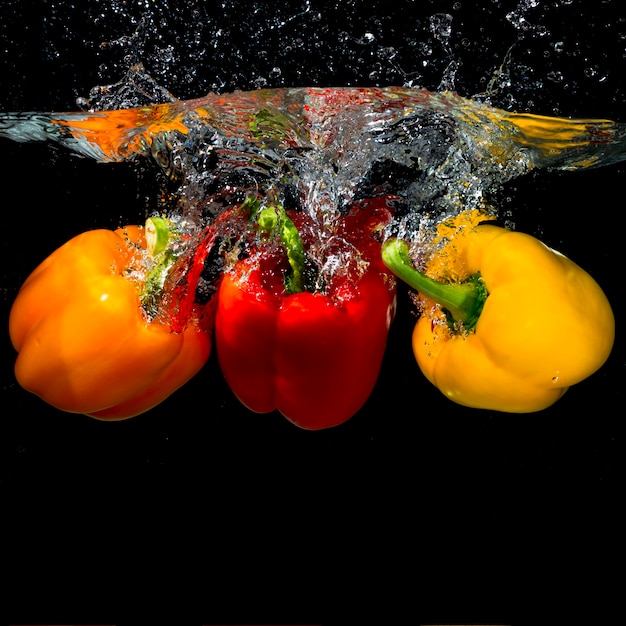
141,216,180,317
145,216,172,256
257,205,306,294
381,237,486,331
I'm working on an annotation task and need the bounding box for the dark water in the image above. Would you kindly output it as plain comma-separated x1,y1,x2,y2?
0,1,624,624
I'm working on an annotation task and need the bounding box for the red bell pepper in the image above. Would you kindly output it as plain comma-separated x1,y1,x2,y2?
214,198,397,430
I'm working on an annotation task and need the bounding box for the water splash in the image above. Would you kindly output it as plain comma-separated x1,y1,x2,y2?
2,85,625,262
2,0,625,319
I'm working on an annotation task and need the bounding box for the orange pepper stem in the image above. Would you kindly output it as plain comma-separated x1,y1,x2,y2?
381,237,486,331
141,216,180,318
145,216,172,255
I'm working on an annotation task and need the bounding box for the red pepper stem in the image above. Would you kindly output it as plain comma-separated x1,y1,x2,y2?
381,238,486,330
257,205,306,293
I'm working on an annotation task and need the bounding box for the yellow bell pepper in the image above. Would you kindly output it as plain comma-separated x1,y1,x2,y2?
381,214,615,412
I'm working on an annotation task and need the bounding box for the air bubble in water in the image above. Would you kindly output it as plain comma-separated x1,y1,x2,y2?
429,13,453,49
547,70,564,83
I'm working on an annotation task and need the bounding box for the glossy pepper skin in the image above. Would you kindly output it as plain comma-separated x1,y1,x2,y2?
9,225,211,420
215,201,396,430
382,215,615,412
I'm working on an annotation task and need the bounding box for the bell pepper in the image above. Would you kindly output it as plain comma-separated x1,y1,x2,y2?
381,212,615,412
9,220,212,420
215,199,397,430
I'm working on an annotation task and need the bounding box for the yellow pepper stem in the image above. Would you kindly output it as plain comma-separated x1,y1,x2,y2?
381,237,487,331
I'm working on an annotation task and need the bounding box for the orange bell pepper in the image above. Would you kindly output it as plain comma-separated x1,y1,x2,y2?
9,223,211,420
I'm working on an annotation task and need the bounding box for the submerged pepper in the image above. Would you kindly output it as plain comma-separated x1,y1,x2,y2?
382,214,615,412
9,221,212,419
215,199,396,430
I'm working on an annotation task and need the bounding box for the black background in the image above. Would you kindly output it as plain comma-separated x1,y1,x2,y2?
1,1,624,624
